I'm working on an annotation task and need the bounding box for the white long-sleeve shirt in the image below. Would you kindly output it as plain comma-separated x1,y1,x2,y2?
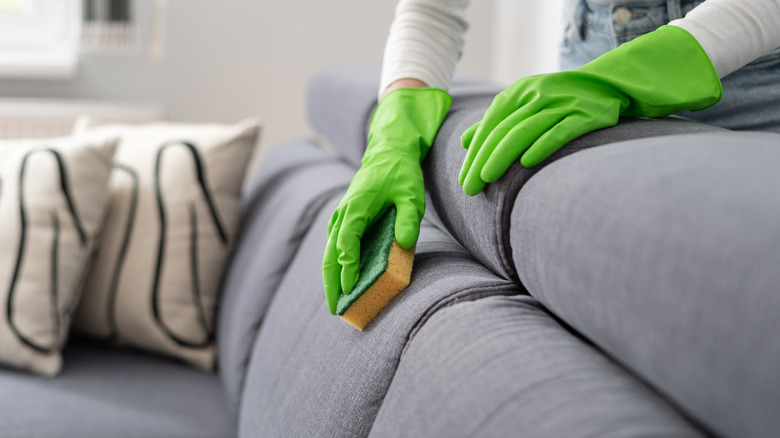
379,0,780,95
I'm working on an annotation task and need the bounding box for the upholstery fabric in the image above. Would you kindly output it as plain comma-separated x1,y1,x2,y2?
0,135,117,375
72,119,259,370
238,196,519,438
0,343,234,438
217,139,355,412
511,131,780,438
424,109,727,283
370,295,703,438
306,64,380,168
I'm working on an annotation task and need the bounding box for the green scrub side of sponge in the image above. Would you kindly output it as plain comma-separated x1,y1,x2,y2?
336,207,414,330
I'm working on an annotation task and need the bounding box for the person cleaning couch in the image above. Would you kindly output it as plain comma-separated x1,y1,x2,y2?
323,0,780,310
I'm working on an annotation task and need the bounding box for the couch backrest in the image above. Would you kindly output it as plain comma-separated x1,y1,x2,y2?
369,294,704,437
216,139,353,413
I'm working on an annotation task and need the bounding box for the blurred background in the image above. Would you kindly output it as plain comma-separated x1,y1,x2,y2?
0,0,562,151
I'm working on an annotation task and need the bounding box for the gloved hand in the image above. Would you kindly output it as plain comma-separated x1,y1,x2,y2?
459,25,722,195
323,87,451,314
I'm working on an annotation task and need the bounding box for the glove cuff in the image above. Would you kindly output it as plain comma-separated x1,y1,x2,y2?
577,24,722,117
367,87,452,162
651,25,723,111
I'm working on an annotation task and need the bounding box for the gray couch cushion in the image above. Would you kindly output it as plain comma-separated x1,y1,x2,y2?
370,295,703,438
511,131,780,438
306,64,379,168
217,139,353,411
0,343,234,438
238,197,520,438
426,109,726,283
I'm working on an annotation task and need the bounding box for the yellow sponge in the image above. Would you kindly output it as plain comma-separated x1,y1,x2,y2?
337,208,414,331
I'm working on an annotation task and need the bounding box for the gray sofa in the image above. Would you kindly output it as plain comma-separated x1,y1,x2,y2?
1,64,778,438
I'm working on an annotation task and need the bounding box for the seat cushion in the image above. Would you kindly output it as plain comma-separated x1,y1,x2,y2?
0,343,234,438
370,295,703,438
237,198,520,438
511,131,780,438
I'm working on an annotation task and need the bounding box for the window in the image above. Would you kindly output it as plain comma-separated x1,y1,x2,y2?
81,0,137,52
0,0,81,78
0,0,32,15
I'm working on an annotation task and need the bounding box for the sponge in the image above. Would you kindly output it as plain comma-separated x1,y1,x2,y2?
337,207,415,331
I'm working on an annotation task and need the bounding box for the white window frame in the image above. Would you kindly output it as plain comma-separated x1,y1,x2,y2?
0,0,81,79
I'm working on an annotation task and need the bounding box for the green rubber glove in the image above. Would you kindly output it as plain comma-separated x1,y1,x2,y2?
459,25,722,195
323,87,451,314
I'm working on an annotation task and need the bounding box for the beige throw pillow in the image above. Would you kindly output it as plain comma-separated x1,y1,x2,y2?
0,135,117,376
72,119,259,370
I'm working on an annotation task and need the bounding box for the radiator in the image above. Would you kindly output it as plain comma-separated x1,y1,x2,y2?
0,98,165,139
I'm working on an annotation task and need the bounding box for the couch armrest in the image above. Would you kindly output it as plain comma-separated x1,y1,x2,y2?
511,131,780,437
424,109,726,282
218,138,354,412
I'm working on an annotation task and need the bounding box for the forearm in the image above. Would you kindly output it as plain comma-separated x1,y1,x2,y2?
670,0,780,78
381,78,428,100
379,0,470,97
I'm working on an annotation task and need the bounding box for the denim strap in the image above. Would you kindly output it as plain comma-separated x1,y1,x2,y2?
582,0,686,21
586,0,685,19
666,0,683,20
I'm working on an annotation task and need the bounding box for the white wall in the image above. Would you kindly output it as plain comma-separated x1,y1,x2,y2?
0,0,496,150
491,0,563,85
0,1,564,150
